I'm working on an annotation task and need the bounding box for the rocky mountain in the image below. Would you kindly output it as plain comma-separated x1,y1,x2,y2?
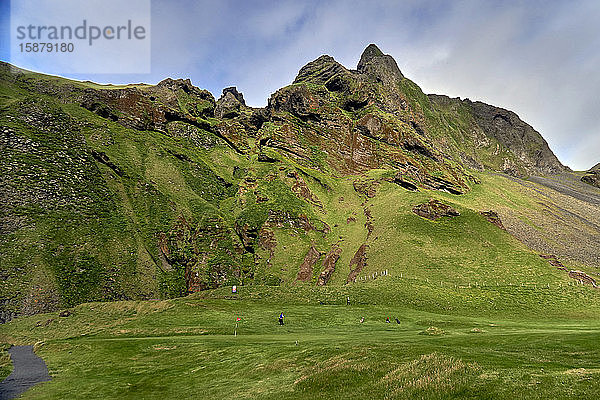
273,44,566,179
2,44,596,322
582,162,600,188
428,95,566,176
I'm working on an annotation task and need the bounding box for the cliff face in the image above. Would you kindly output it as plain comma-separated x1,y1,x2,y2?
274,44,566,179
428,94,566,176
0,44,575,320
265,45,474,194
466,100,565,175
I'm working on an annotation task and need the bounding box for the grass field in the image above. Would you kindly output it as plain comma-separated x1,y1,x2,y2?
2,282,600,399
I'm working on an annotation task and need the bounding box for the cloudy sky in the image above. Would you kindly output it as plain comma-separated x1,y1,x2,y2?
2,0,599,170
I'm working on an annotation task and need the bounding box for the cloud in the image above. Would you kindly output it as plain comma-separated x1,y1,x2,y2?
5,0,599,169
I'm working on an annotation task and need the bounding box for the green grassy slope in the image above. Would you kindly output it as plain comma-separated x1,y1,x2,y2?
0,67,243,315
1,287,600,399
1,59,598,320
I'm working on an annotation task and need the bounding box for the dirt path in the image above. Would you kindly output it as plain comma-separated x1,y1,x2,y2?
0,346,51,400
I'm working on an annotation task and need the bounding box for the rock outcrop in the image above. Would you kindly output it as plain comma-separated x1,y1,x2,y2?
568,270,597,288
317,244,342,286
540,255,597,288
150,78,216,119
263,45,472,194
296,245,322,282
582,172,600,188
215,87,247,119
294,55,350,86
346,244,368,283
581,163,600,188
413,200,460,221
357,43,404,85
539,254,567,270
480,210,505,230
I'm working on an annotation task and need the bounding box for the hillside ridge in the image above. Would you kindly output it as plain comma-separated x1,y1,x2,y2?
1,45,596,323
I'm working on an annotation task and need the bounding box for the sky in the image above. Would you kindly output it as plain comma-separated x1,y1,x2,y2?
1,0,599,170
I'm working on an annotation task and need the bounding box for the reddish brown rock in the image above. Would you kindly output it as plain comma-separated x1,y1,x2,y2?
353,178,379,198
363,207,374,238
480,210,505,230
259,228,277,252
568,270,598,288
412,199,460,221
288,170,323,207
539,254,568,271
296,245,322,282
346,244,369,283
540,255,596,287
317,244,342,286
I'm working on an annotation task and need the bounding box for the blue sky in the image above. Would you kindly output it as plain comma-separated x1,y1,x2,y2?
1,0,599,170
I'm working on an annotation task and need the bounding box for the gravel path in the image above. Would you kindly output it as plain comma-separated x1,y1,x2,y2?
528,174,600,206
0,346,51,400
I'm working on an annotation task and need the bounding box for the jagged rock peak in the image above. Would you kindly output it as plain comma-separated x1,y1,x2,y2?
356,43,404,82
293,55,349,85
155,78,213,99
589,163,600,172
148,78,215,119
157,77,193,88
215,87,246,119
357,44,384,69
221,86,246,106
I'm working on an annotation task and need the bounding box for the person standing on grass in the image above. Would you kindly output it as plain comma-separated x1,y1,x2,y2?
279,312,284,325
347,296,350,305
